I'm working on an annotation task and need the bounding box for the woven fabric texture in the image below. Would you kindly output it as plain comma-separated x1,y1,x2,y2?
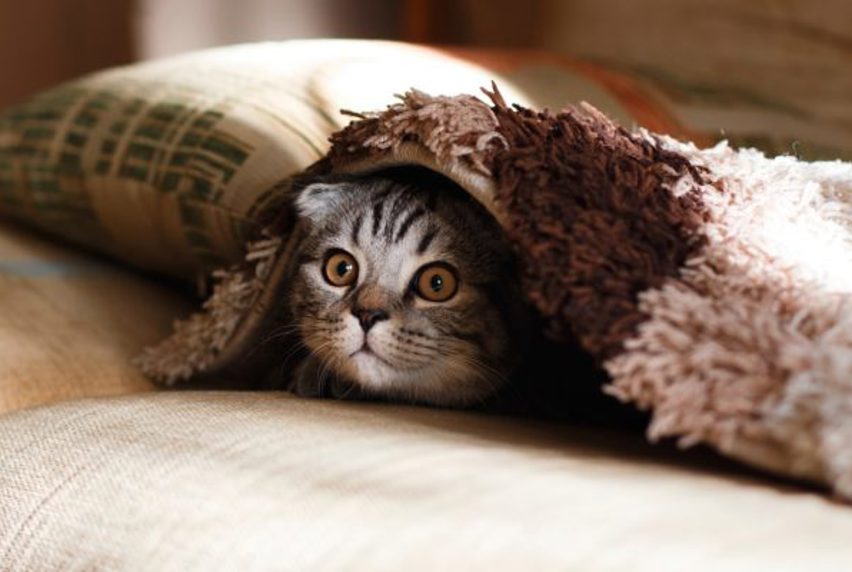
1,392,852,572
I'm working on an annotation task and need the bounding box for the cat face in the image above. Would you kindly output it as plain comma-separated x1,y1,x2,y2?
288,174,523,406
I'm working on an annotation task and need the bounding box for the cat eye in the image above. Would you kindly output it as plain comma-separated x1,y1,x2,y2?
322,249,359,287
414,263,459,302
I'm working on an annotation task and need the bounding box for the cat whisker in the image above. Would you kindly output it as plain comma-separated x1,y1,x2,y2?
399,328,441,343
304,340,336,396
328,354,360,400
303,321,345,332
441,340,507,385
266,322,301,336
279,344,307,381
335,382,360,401
312,315,344,326
391,333,442,352
244,323,302,363
318,351,342,397
459,352,506,382
460,355,508,401
383,352,426,370
387,340,435,360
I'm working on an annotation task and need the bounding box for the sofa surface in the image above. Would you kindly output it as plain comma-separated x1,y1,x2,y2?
0,221,191,414
1,391,851,572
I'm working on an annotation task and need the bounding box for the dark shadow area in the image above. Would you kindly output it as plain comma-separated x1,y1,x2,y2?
480,320,648,431
359,385,830,500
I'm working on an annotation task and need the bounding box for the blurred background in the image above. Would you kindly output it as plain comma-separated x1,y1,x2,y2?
1,0,850,157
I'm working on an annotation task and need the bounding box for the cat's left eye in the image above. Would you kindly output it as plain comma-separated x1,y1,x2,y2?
414,263,459,302
323,249,359,287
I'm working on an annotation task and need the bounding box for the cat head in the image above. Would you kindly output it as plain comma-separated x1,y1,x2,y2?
288,172,525,406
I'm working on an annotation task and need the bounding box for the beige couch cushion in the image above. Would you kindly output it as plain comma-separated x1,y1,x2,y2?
1,391,850,571
0,221,192,414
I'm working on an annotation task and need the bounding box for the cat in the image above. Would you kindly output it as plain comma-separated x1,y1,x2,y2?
284,169,528,407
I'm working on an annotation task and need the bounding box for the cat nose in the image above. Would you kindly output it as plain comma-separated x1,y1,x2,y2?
352,308,389,332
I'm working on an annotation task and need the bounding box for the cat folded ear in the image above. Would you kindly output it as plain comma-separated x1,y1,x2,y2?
294,182,348,221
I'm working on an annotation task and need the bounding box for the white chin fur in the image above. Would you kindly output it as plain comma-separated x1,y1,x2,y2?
344,353,486,407
347,351,401,387
316,318,488,406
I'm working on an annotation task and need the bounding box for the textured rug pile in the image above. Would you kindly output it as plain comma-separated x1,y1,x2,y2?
138,85,852,497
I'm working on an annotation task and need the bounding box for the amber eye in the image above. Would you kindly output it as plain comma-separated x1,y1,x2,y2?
414,263,459,302
323,250,359,287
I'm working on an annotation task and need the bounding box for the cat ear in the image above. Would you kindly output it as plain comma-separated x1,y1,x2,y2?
294,182,346,221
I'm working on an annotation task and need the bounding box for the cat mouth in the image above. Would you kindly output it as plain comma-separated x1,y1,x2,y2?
349,344,394,367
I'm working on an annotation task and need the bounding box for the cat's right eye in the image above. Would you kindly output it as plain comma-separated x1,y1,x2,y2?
322,249,359,287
